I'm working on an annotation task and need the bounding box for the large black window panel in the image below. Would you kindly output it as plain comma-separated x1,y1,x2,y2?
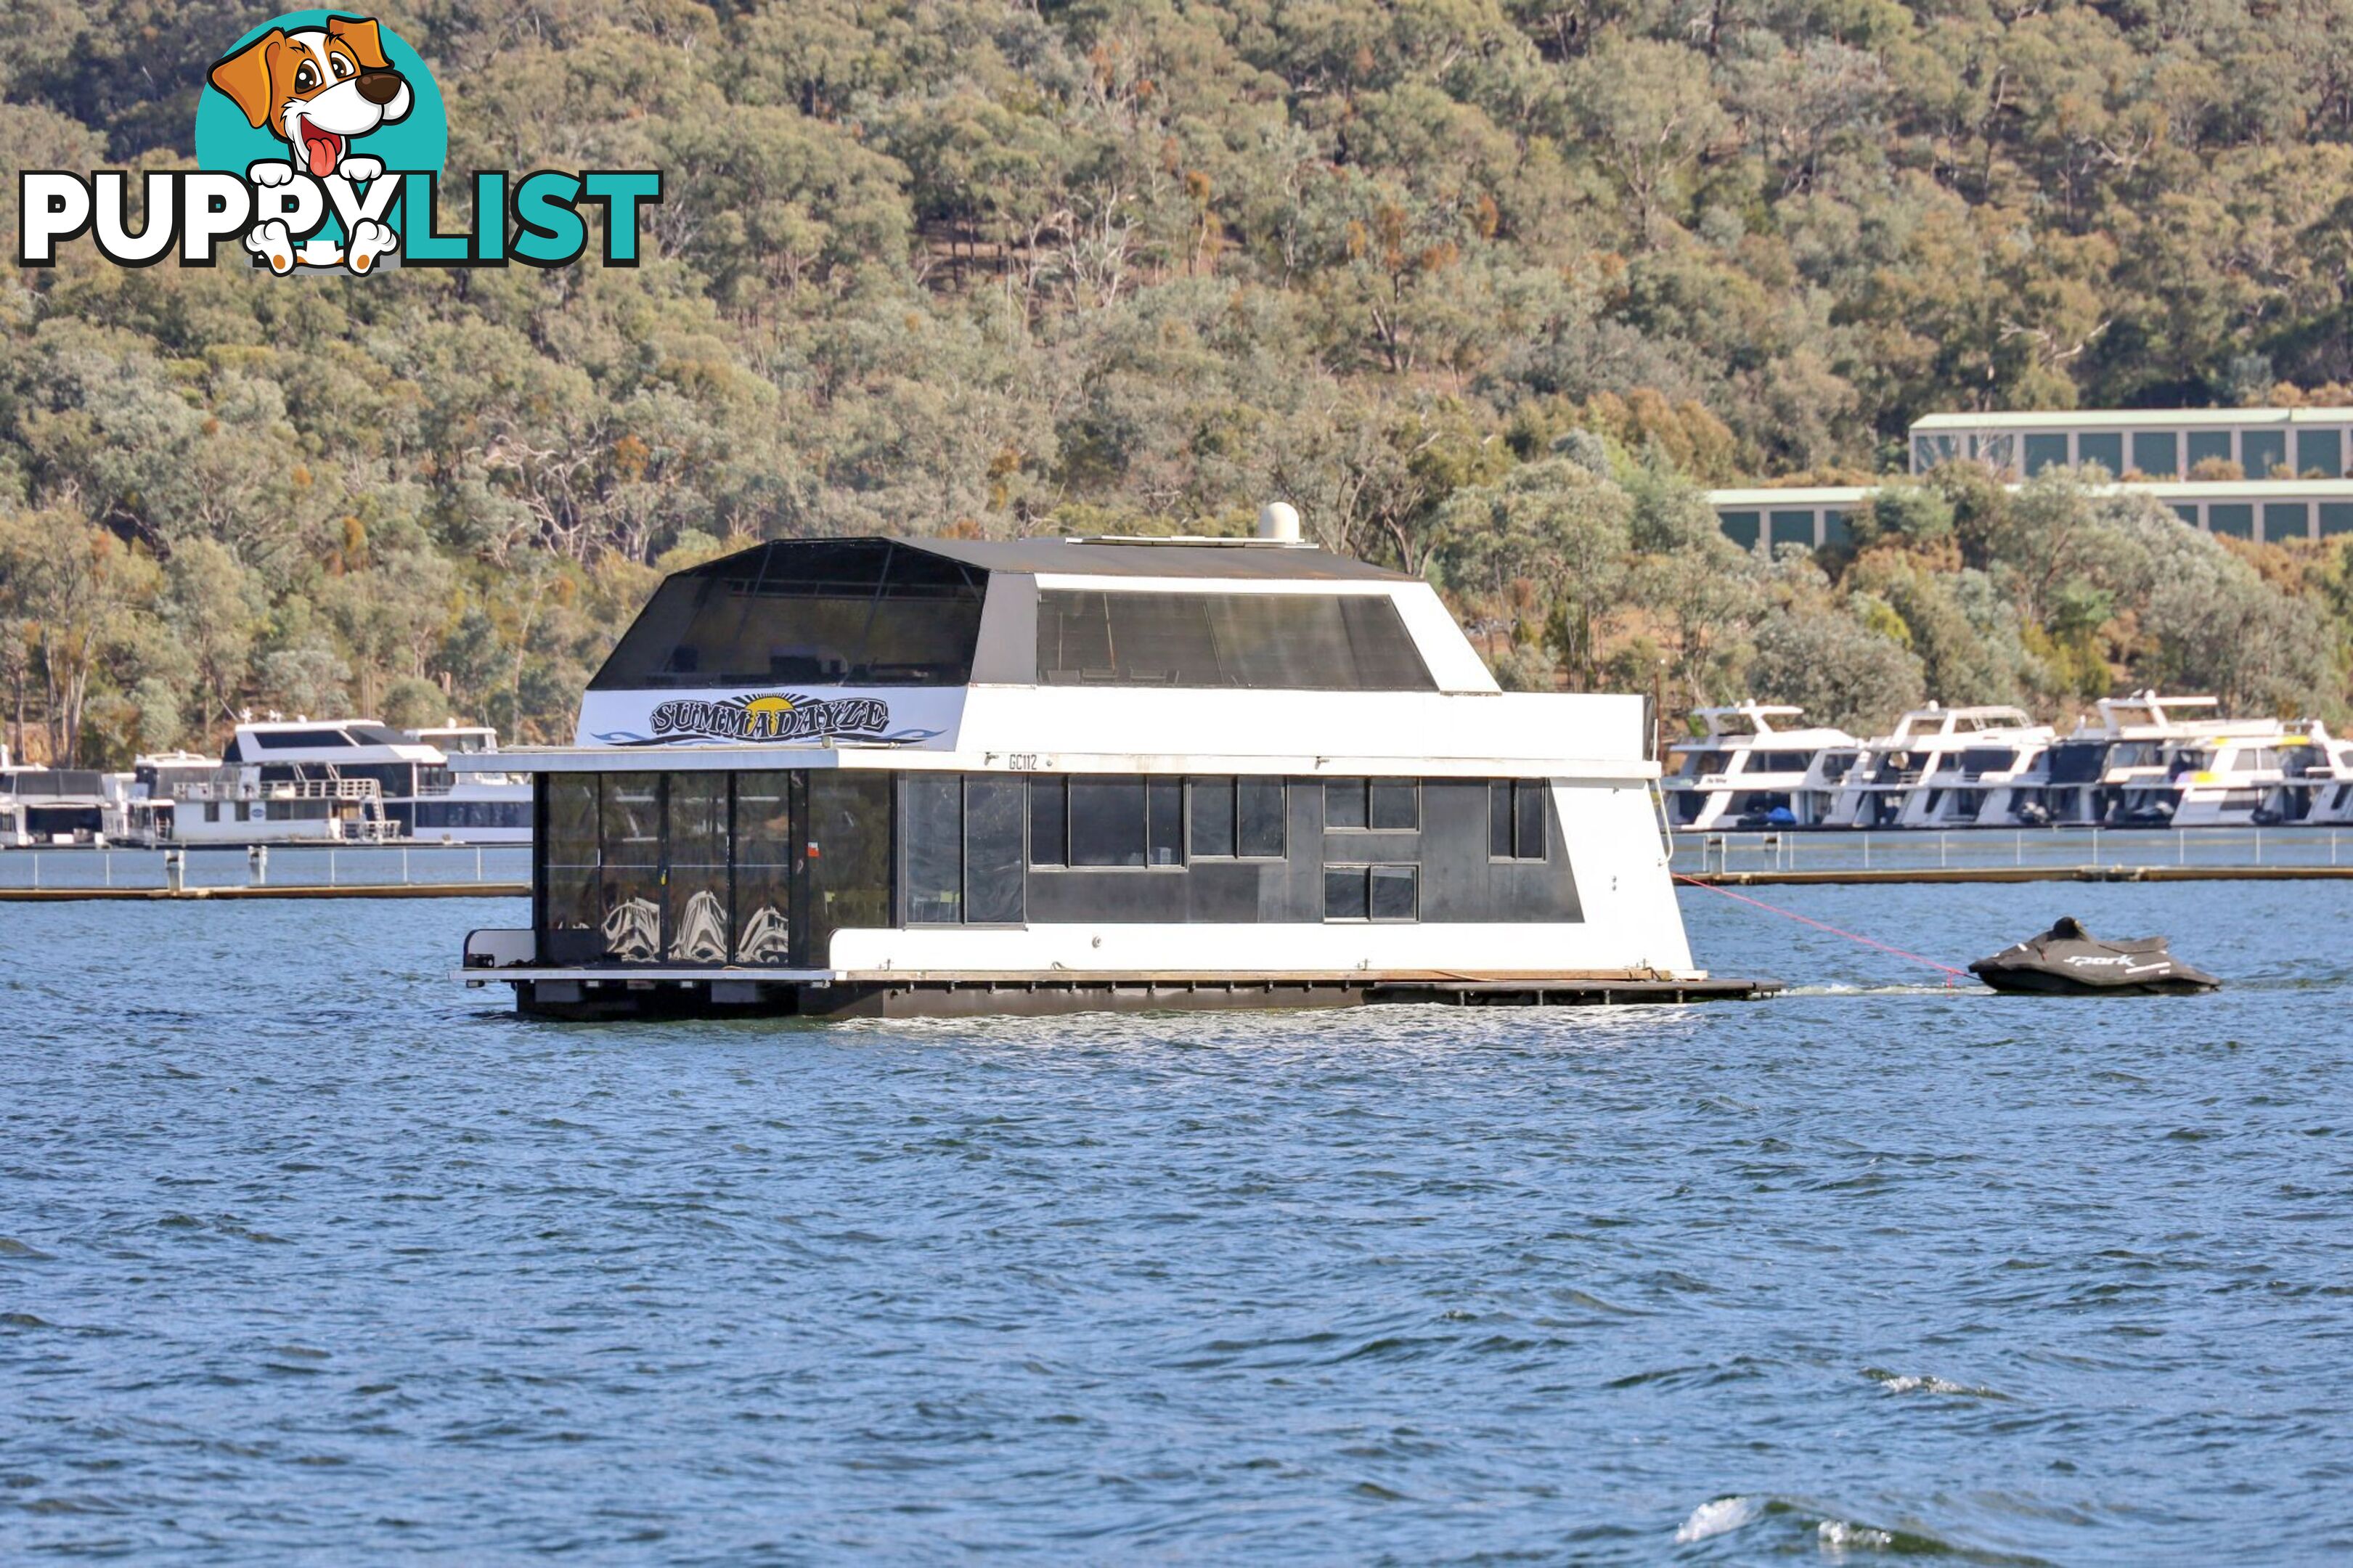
1148,778,1184,866
1491,779,1548,860
733,771,795,963
590,540,987,690
1030,777,1068,866
1069,777,1148,866
1238,779,1286,858
666,772,730,962
1036,591,1435,690
1326,778,1369,829
1324,867,1370,920
807,772,892,942
964,777,1027,924
1369,864,1419,921
598,777,663,960
906,774,963,924
1190,777,1237,857
1370,780,1419,831
541,775,600,936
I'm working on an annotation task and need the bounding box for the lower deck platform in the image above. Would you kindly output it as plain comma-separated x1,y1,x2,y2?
463,968,1784,1020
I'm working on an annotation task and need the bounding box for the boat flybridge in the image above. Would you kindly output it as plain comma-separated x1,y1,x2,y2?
1821,705,2054,828
1660,704,1859,830
453,521,1773,1018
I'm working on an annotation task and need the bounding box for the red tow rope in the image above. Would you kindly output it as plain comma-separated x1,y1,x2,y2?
1674,873,1967,984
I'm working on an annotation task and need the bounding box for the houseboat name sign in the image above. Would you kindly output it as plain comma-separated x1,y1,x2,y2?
582,689,960,748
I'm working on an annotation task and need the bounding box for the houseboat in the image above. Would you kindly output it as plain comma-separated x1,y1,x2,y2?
1660,704,1859,830
0,763,128,846
454,522,1772,1018
2165,722,2323,827
134,719,530,846
1820,705,2052,828
403,723,532,844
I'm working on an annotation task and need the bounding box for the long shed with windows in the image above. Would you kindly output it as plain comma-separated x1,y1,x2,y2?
1909,407,2353,481
1709,479,2353,550
455,534,1761,1018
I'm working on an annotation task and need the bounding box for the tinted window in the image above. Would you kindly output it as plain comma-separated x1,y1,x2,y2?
906,774,963,923
1147,777,1183,867
1369,865,1419,920
2209,504,2254,539
2242,430,2286,478
807,772,892,944
590,539,986,690
1030,777,1067,866
1035,591,1434,690
2299,428,2342,476
1324,867,1369,920
733,772,794,963
2131,430,2177,477
2076,432,2123,475
964,778,1026,924
1326,779,1369,829
1238,779,1286,858
2186,430,2232,470
1369,780,1418,830
1190,777,1237,857
1490,779,1547,860
1325,865,1419,921
1070,777,1147,867
250,728,354,749
666,772,730,961
2023,433,2069,475
542,775,599,934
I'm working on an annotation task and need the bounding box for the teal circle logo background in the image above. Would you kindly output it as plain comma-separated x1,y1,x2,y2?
194,9,448,239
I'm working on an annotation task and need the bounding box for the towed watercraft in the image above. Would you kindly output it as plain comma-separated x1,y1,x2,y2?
1970,917,2219,995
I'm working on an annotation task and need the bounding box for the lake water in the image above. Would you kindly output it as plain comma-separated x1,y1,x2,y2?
4,883,2350,1563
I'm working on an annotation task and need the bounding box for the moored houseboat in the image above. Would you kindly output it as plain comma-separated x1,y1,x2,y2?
454,522,1773,1018
1660,703,1860,830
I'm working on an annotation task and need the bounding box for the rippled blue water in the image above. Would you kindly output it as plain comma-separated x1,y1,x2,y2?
5,883,2352,1563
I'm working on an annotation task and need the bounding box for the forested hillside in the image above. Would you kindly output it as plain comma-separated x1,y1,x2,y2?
4,0,2353,761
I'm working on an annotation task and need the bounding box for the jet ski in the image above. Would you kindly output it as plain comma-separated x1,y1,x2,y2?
1970,917,2219,995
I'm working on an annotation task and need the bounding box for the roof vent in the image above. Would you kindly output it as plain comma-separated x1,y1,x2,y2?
1256,501,1302,542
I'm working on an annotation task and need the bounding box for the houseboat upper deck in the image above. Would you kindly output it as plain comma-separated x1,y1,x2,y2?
455,527,1770,1018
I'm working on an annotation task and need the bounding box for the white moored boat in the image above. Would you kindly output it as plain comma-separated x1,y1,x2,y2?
1660,704,1859,831
1822,705,2052,829
403,723,532,844
2164,721,2329,827
454,521,1772,1018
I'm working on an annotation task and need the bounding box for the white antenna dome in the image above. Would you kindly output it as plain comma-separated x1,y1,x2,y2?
1255,501,1301,542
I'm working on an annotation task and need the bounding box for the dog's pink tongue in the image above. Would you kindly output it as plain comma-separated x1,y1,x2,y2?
303,131,338,177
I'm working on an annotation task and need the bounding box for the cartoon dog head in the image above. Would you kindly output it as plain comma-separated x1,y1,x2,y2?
208,15,413,179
